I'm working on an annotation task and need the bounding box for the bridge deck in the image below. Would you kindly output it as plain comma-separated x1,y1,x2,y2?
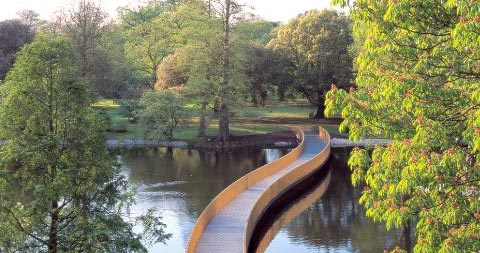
194,133,327,253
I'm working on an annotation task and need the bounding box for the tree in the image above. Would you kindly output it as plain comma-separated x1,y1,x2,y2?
169,0,247,140
210,0,246,143
62,0,107,78
235,19,278,46
326,1,480,252
137,90,189,141
97,23,143,98
236,19,281,105
269,9,353,118
0,34,168,253
245,45,273,106
120,1,180,88
172,0,221,138
61,0,114,96
17,9,40,33
0,18,35,80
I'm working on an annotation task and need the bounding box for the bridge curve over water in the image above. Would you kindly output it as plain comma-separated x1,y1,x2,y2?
187,126,331,253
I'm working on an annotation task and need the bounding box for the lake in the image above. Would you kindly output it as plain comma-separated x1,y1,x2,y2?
120,147,411,253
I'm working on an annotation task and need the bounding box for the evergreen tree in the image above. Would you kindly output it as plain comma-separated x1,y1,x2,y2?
0,34,168,253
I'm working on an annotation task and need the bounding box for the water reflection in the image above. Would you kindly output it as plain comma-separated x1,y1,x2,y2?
264,149,284,163
253,170,332,253
263,150,408,253
120,148,288,253
121,147,412,253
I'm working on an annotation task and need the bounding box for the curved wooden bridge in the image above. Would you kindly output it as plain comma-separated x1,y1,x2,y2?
186,126,331,253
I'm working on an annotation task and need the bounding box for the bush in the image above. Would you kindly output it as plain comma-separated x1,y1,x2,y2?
120,99,140,123
136,91,189,141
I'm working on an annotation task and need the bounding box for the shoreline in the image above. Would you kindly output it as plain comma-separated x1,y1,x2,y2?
107,131,299,150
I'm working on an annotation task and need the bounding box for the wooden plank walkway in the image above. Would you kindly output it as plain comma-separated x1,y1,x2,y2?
189,131,329,253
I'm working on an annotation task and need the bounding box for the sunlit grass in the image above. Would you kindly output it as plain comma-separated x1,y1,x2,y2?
92,99,121,108
235,99,313,118
95,98,340,140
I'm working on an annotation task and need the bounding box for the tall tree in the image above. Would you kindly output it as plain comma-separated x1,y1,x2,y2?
245,45,274,106
211,0,245,143
169,0,247,139
17,9,40,33
0,34,168,253
172,0,221,138
235,19,278,46
62,0,107,78
236,19,280,105
326,1,480,252
269,9,353,118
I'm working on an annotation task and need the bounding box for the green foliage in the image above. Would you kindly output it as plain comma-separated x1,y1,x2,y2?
235,19,278,46
137,90,189,141
101,24,144,98
0,34,169,252
120,99,141,122
268,9,353,118
327,1,480,252
120,1,180,87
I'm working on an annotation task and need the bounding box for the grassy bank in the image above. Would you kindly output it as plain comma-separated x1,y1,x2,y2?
92,99,347,141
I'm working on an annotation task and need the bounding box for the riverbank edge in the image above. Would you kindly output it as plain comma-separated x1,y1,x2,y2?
106,131,300,150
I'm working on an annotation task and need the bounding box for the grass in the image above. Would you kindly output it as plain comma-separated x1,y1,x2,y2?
93,98,345,141
92,99,121,108
93,99,141,139
234,99,314,119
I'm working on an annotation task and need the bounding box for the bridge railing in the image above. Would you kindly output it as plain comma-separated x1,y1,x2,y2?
244,126,331,253
186,127,306,253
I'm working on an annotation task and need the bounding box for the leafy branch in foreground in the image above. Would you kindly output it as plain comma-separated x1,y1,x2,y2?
327,1,480,252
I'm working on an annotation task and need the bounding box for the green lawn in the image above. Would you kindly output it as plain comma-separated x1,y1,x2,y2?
93,98,345,141
234,99,314,119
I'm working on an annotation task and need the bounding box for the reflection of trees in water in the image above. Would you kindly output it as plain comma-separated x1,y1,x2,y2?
120,148,286,218
284,150,406,252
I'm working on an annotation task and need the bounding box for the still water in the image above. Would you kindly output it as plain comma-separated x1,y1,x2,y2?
120,148,409,253
120,148,287,253
262,150,409,253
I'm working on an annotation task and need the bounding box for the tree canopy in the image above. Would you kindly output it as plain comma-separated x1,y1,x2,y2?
0,34,168,252
269,9,353,118
326,1,480,252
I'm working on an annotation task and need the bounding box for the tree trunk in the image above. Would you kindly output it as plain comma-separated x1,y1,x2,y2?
198,102,207,137
48,201,59,253
315,100,326,118
315,90,326,118
403,220,413,253
251,94,258,107
218,105,230,144
260,90,267,106
217,0,232,144
278,86,285,101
